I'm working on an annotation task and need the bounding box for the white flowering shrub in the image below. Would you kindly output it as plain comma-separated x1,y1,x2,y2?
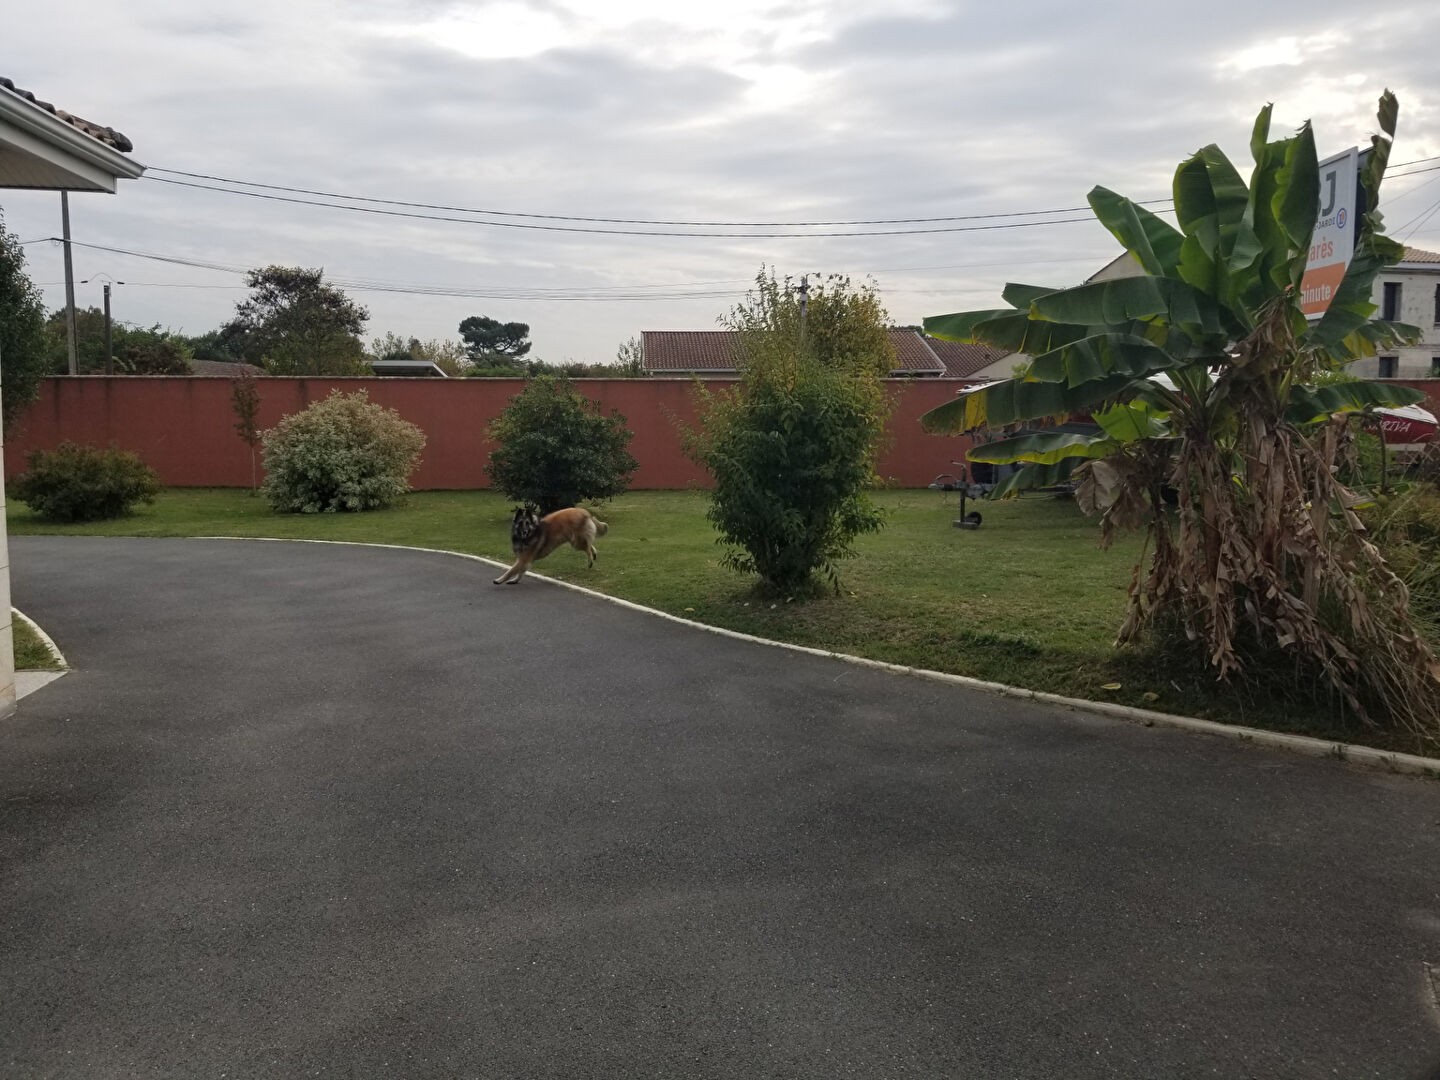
261,390,426,513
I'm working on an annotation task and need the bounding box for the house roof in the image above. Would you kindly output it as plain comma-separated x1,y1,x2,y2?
0,76,133,152
369,358,449,377
642,331,740,373
889,330,946,374
1400,246,1440,265
922,338,1008,378
641,329,946,376
0,76,143,192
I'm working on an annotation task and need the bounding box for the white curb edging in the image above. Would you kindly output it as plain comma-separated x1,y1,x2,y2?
195,535,1440,780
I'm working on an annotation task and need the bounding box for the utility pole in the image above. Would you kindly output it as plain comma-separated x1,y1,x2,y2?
61,191,78,375
797,274,810,350
103,282,113,375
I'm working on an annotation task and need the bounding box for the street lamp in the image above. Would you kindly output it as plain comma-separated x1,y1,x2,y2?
79,275,124,375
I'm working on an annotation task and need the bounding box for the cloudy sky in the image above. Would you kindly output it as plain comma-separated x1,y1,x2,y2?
5,0,1440,365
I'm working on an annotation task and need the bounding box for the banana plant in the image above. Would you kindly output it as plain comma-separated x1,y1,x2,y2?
919,93,1440,743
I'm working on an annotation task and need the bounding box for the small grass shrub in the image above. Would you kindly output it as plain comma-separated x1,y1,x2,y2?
261,389,425,513
1362,485,1440,628
10,442,160,522
485,375,637,514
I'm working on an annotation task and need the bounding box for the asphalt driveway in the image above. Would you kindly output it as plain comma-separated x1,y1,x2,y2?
3,536,1439,1078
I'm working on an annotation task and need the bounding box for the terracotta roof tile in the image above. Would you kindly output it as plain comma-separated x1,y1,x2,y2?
641,329,943,375
641,331,740,372
922,337,1008,378
0,76,134,152
888,330,944,373
1401,246,1440,264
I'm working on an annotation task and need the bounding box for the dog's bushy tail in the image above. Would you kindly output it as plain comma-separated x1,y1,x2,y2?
593,518,609,536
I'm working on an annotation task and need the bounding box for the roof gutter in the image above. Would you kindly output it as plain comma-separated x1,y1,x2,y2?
0,86,145,182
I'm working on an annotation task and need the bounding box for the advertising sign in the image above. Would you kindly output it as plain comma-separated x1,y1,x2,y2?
1301,146,1360,318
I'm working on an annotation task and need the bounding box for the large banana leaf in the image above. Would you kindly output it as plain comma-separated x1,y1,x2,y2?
1088,187,1183,277
1173,145,1251,252
1245,121,1316,302
1287,379,1425,426
923,308,1015,342
919,371,1138,433
968,428,1119,465
966,311,1104,355
1093,399,1172,441
1173,144,1273,322
1030,276,1227,337
1027,331,1199,387
1001,282,1060,308
989,457,1084,498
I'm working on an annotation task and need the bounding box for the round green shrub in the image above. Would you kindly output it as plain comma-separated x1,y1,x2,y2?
11,442,160,522
485,376,637,514
261,389,426,513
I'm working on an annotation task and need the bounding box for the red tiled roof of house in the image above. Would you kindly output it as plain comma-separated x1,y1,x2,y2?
922,337,1008,378
641,329,943,375
888,330,945,373
641,331,740,372
0,76,134,152
1401,246,1440,264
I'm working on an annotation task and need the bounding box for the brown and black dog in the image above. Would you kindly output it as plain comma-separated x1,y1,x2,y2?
493,505,609,584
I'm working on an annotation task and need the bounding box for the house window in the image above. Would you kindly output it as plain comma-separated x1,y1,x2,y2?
1434,283,1440,326
1382,282,1402,321
1431,357,1440,378
1378,355,1398,379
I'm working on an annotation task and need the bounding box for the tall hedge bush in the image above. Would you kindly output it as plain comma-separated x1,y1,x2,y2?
486,376,637,513
11,442,160,522
261,390,425,513
687,270,892,594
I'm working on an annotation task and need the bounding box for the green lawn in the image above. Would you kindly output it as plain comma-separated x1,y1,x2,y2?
8,487,1420,752
12,612,63,671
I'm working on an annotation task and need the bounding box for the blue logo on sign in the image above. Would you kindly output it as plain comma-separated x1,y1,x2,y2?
1337,208,1348,229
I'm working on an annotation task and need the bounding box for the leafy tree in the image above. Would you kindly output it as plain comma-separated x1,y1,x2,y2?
459,315,531,368
261,389,425,513
117,338,191,375
223,266,369,376
369,332,471,376
614,335,647,377
920,93,1438,745
186,327,248,364
686,269,892,595
43,308,194,374
485,375,637,513
0,210,50,427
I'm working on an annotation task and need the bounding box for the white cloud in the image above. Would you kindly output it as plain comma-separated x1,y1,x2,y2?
4,0,1440,363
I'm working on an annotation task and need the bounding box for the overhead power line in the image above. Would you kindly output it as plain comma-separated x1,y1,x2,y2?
22,238,752,301
146,167,1166,228
142,176,1101,238
142,157,1440,230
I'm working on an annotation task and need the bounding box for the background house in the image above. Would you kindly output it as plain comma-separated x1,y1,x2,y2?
959,247,1440,382
1356,247,1440,379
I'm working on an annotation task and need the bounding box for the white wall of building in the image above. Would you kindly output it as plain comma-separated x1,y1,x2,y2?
1352,259,1440,380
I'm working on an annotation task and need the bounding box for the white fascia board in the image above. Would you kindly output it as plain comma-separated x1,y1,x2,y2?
0,90,145,191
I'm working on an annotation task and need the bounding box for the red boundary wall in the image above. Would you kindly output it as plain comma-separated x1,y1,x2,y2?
4,377,979,490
